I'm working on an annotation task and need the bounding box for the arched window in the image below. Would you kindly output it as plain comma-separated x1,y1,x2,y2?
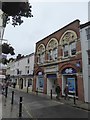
46,38,58,61
37,44,45,64
60,30,77,58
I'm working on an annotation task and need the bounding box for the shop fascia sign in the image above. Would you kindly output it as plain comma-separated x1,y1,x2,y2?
62,68,76,74
45,65,58,73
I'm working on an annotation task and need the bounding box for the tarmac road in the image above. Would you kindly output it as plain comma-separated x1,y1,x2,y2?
0,85,89,118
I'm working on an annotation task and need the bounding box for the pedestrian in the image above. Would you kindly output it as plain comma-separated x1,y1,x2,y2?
64,84,69,100
55,84,61,100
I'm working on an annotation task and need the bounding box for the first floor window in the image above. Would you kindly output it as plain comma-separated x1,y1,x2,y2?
70,42,76,56
63,44,69,57
52,48,58,60
48,50,53,60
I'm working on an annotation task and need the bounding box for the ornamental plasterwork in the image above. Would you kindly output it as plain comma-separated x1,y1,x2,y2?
46,38,58,51
60,30,77,46
37,44,45,55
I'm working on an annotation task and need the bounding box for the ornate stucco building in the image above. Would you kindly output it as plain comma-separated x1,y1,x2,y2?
33,19,84,101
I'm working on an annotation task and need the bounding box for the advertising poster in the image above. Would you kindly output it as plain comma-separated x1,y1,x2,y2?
67,77,75,93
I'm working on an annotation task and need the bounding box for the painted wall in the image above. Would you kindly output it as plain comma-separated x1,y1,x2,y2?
80,26,90,102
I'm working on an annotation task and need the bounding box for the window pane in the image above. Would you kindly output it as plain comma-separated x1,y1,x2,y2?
48,50,52,60
70,42,76,55
52,48,58,60
63,45,68,57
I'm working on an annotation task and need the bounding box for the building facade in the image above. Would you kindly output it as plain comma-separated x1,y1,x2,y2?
33,19,84,101
80,21,90,103
0,9,6,81
6,53,34,91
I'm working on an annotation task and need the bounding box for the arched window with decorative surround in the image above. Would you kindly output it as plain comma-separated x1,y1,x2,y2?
60,30,78,58
37,44,45,64
46,38,58,61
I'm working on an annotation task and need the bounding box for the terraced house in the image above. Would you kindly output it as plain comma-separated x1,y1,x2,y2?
33,19,84,101
6,53,34,91
80,21,90,103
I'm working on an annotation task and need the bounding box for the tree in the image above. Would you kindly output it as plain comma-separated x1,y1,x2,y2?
1,1,33,27
2,43,15,55
0,43,15,64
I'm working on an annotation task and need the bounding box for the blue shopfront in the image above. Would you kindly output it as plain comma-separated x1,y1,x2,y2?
36,72,44,92
62,67,78,97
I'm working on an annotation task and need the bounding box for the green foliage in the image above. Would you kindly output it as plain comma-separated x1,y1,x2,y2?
0,43,15,64
1,57,8,65
2,2,33,27
2,43,15,55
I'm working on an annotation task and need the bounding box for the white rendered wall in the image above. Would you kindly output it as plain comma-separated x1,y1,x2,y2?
80,27,90,102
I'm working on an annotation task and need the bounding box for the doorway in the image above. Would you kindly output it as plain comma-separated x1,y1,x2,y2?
47,78,57,95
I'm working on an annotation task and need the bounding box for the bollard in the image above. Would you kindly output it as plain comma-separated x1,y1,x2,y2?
74,96,76,104
50,89,52,99
73,93,76,104
11,91,14,105
27,86,28,93
36,88,38,95
19,97,23,117
5,87,8,98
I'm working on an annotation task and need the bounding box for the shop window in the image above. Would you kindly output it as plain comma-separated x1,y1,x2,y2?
70,42,76,56
63,44,69,57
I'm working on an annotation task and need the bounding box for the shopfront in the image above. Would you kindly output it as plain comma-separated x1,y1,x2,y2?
61,67,78,97
45,65,58,95
47,74,57,95
36,72,44,92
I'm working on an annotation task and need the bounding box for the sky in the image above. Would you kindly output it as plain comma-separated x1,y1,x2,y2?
3,0,89,58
